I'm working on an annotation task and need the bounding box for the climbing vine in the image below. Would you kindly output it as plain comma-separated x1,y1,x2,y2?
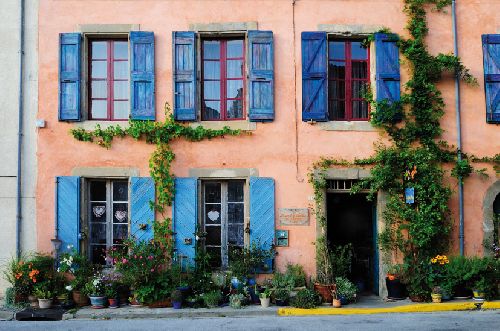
310,0,499,298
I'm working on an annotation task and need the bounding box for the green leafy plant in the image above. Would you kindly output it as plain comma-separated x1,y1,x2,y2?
171,289,183,302
285,264,307,288
33,283,54,300
84,273,105,297
229,293,245,309
259,287,273,299
292,288,320,309
228,242,275,279
274,288,290,302
202,290,222,308
335,277,357,302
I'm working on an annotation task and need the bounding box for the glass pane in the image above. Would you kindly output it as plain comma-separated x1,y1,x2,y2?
205,182,221,203
352,62,367,79
113,224,128,244
227,100,243,119
114,81,129,99
113,101,129,120
204,81,220,100
206,247,221,268
329,80,345,99
352,81,367,99
91,202,107,222
91,100,108,119
228,203,244,224
329,100,346,120
91,245,107,265
90,181,106,201
228,181,244,202
113,203,128,223
203,40,220,60
227,40,243,58
91,80,107,98
329,61,345,79
203,101,221,120
205,204,221,225
206,226,221,245
114,61,128,79
114,41,128,59
92,61,107,79
351,42,368,60
227,60,243,78
113,181,128,201
90,223,106,243
227,80,243,99
352,100,369,119
228,224,244,247
329,41,345,60
203,61,220,79
92,41,107,59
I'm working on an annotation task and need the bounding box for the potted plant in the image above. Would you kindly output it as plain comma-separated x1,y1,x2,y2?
385,264,407,300
171,289,183,309
104,281,120,308
472,278,487,301
34,284,53,309
229,293,245,309
431,286,442,303
85,273,106,308
331,285,341,308
274,288,290,306
259,287,272,308
202,291,222,308
291,288,319,309
335,277,357,305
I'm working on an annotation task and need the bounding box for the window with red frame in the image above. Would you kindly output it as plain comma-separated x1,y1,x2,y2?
202,39,245,121
328,40,370,121
89,39,129,120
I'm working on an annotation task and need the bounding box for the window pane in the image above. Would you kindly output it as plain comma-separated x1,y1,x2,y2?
206,226,221,245
203,101,221,120
228,224,244,247
227,80,243,99
113,224,128,244
204,81,220,100
329,61,345,79
352,62,368,79
91,245,107,265
329,41,345,60
330,100,346,120
91,80,107,98
228,203,244,224
113,181,128,201
113,101,129,120
205,182,221,202
114,41,128,59
91,202,107,222
351,42,368,60
228,181,244,202
227,40,243,58
114,61,128,79
227,60,244,78
329,80,345,99
352,100,368,118
204,61,220,79
206,247,221,268
203,40,220,59
114,81,129,99
92,61,107,79
91,100,108,119
227,100,243,119
92,41,107,59
90,181,106,201
205,204,221,224
90,223,107,244
352,81,367,98
113,203,128,223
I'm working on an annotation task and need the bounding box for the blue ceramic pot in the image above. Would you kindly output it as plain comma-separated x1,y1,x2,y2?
89,296,106,308
172,301,182,309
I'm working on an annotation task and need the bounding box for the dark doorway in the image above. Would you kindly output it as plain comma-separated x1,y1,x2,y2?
327,192,377,295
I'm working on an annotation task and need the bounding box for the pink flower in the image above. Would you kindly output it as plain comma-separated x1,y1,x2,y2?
134,255,137,259
122,258,128,264
150,268,154,272
148,255,153,260
140,256,143,259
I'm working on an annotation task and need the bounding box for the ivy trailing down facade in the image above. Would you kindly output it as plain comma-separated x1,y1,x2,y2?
22,0,499,298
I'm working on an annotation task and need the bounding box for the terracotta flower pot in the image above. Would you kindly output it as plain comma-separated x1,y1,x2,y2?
72,291,89,307
108,298,119,308
314,283,335,303
332,298,342,308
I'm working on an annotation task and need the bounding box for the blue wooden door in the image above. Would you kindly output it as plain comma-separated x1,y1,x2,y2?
173,178,198,269
56,176,81,253
130,177,155,242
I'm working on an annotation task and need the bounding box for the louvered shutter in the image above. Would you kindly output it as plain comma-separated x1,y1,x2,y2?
56,176,81,253
375,33,401,105
248,31,274,122
173,32,197,121
59,33,82,121
302,32,328,122
173,178,197,268
130,31,155,120
482,34,500,123
249,177,275,273
130,177,155,242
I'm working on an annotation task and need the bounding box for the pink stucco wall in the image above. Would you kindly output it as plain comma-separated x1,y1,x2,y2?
37,0,500,277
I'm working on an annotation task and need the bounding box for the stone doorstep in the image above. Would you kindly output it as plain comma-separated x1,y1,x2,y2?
0,309,14,321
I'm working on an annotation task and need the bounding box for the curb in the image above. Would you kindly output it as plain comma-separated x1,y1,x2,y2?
278,301,500,316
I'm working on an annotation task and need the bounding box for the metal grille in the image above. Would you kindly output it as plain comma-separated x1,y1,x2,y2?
327,179,358,191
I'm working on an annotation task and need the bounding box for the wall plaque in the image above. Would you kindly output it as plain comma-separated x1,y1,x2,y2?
278,208,309,226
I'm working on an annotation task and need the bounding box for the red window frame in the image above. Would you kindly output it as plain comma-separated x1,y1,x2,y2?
201,38,246,121
88,39,129,121
328,40,370,121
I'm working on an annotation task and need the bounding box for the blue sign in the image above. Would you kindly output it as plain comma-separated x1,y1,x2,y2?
405,187,415,204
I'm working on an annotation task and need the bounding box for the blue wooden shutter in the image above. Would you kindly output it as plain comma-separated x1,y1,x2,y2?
482,34,500,123
375,33,400,104
173,32,197,121
302,32,328,122
173,178,197,268
59,33,81,121
130,31,155,120
130,177,155,242
250,177,275,273
248,31,274,122
56,176,80,253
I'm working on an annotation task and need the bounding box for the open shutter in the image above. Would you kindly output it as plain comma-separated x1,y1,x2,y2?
173,32,197,121
248,31,274,122
302,32,328,122
130,31,155,120
130,177,155,242
250,177,275,273
56,176,80,253
375,33,400,104
173,178,197,269
59,33,81,121
482,34,500,123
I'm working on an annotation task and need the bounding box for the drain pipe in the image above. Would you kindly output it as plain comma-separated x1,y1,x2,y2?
452,0,465,256
16,0,25,259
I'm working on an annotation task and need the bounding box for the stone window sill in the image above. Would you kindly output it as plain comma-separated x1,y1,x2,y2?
74,120,130,130
189,120,256,131
318,121,378,132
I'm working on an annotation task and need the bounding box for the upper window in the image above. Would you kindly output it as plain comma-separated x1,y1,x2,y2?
89,39,129,121
328,40,370,121
202,39,245,121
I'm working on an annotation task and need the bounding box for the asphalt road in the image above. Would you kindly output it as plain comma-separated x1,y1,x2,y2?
0,310,499,331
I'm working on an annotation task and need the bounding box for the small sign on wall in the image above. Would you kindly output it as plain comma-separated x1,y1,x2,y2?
405,187,415,204
278,208,309,226
276,230,289,247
